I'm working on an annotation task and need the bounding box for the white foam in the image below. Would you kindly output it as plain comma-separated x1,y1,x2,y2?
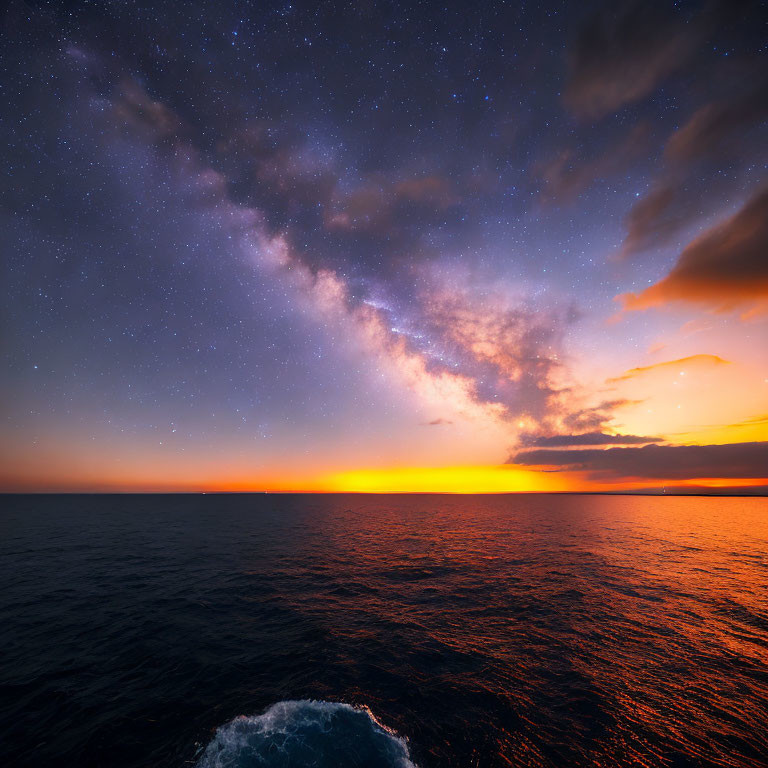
195,699,418,768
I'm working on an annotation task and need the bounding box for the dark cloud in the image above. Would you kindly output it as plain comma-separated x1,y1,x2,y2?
521,432,662,447
394,176,457,208
621,183,685,256
559,399,640,435
112,80,183,143
564,1,700,119
664,86,768,165
537,123,651,203
212,123,341,240
325,174,459,236
621,71,768,256
511,442,768,481
621,186,768,313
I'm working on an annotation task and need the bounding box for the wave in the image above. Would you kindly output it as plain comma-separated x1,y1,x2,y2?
195,699,418,767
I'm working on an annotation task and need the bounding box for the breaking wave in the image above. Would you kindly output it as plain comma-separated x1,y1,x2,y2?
195,700,418,768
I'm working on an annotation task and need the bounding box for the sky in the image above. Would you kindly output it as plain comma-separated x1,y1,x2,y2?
1,0,767,493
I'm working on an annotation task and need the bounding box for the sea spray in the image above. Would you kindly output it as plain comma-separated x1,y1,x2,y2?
195,700,418,768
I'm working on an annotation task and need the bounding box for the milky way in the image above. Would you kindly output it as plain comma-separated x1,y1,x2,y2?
2,0,767,491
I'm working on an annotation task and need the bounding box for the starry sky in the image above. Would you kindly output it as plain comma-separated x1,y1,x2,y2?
2,0,767,492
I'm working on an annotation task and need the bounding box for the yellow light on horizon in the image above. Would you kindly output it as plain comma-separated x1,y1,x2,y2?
325,464,577,494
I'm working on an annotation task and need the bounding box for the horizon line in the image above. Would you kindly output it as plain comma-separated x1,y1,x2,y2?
2,489,766,497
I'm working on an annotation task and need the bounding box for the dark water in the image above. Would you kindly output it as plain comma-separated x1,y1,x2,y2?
1,494,767,768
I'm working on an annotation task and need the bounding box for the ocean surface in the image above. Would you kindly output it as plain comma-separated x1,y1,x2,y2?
1,494,767,768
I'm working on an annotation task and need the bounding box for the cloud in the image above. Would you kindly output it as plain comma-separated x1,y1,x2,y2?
564,1,700,119
664,87,768,165
511,441,768,481
394,176,457,208
606,354,730,383
558,398,640,434
325,174,458,235
108,88,565,435
423,418,453,426
212,123,340,237
621,183,686,256
521,432,661,447
42,41,749,462
726,414,768,429
416,276,577,431
537,123,651,203
40,68,591,448
87,79,511,434
112,80,182,142
621,74,768,255
620,187,768,314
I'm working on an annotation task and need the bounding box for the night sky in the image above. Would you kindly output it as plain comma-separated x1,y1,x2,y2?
2,0,767,492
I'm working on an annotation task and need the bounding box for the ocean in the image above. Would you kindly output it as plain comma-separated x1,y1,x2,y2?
1,494,766,767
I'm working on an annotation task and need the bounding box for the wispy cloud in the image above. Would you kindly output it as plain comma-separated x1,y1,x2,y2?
521,432,662,447
620,74,768,257
564,0,702,119
606,354,730,383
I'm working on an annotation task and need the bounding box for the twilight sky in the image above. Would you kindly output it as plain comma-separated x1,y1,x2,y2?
1,0,767,492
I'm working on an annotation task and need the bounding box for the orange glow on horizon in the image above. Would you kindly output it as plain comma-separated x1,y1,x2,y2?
324,464,582,494
6,465,762,495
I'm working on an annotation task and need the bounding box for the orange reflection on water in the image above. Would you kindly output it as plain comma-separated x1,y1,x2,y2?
248,494,768,766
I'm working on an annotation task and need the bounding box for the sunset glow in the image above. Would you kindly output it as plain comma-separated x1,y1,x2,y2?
1,0,767,494
3,4,768,767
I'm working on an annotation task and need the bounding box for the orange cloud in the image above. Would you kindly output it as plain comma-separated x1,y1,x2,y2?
606,354,730,383
417,276,576,433
620,187,768,315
